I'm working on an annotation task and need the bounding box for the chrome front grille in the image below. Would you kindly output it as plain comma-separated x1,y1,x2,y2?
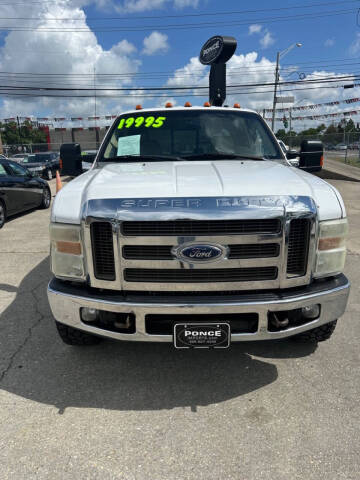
90,221,116,281
287,218,311,276
84,196,317,292
122,243,280,260
121,219,281,236
124,267,278,283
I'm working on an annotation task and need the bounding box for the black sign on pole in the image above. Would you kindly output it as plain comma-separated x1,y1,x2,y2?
199,35,237,106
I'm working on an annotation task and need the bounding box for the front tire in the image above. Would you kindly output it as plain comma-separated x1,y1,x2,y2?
292,320,337,343
39,187,51,209
0,201,6,228
55,321,102,346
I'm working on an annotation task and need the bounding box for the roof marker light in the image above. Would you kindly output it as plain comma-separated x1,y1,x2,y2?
233,103,241,108
204,102,211,107
135,105,143,110
165,102,173,108
184,102,192,107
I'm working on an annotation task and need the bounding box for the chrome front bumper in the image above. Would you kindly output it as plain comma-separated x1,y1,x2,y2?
47,276,350,343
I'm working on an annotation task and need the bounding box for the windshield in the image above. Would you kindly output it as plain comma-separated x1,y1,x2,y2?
23,154,50,163
99,110,283,162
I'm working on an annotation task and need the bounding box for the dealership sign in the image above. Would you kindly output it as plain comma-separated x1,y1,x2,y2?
199,35,237,65
199,35,237,106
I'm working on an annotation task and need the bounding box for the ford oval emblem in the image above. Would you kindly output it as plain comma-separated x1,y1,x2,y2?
174,243,226,264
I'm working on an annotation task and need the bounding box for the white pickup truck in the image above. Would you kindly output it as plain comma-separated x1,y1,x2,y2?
47,105,350,349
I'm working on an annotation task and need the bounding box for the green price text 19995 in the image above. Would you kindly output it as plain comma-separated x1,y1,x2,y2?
118,116,166,129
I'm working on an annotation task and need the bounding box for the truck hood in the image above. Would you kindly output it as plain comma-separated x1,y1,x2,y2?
52,160,345,223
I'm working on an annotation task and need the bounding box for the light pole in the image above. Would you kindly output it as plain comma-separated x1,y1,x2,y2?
271,42,302,132
288,98,310,147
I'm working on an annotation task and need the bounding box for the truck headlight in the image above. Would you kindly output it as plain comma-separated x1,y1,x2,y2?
50,223,85,281
314,219,348,277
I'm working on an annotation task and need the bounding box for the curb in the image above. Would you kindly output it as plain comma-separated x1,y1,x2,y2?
318,158,360,183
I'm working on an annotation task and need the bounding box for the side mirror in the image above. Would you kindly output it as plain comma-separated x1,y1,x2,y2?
286,149,299,160
285,149,300,167
299,140,323,173
59,143,82,176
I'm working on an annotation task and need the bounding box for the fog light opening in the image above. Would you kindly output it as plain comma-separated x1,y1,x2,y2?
114,314,133,330
302,304,320,320
81,307,99,322
271,313,289,329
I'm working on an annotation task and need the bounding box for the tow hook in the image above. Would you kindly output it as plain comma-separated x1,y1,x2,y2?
270,312,289,329
114,314,133,330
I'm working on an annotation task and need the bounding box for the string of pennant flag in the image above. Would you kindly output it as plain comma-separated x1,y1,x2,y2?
1,115,118,123
264,97,360,113
2,98,360,124
264,108,360,122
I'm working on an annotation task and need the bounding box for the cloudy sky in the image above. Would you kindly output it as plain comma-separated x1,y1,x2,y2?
1,0,360,130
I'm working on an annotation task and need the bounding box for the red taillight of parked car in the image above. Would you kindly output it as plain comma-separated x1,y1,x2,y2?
59,158,63,170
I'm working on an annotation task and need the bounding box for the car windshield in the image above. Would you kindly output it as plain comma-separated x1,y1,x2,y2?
23,154,50,163
99,109,284,162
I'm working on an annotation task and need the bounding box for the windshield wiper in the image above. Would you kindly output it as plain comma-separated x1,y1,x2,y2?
106,154,184,162
181,152,265,161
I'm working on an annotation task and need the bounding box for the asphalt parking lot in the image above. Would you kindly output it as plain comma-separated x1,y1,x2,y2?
0,176,359,480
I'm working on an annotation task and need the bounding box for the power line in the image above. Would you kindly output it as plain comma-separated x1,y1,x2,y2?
1,0,358,21
0,74,358,92
0,8,356,32
0,83,352,98
2,59,360,78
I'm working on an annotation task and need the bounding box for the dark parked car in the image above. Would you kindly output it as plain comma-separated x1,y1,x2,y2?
21,152,60,180
0,159,51,228
324,144,336,151
81,149,97,172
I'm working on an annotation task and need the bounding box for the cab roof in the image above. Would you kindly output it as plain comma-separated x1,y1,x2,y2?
118,105,259,117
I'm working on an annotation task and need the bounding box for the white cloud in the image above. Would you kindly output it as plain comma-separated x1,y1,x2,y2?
165,51,360,130
249,24,262,35
349,33,360,55
260,30,275,49
111,39,137,56
142,31,169,56
0,1,141,119
108,0,199,13
174,0,199,6
324,38,335,47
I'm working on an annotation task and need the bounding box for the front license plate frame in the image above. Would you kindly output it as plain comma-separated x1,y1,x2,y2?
174,323,230,349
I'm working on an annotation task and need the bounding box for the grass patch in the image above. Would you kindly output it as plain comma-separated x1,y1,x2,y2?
328,154,360,168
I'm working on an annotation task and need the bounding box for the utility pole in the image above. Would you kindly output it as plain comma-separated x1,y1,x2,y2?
94,66,100,149
289,108,292,147
271,43,302,132
94,66,97,130
271,52,280,132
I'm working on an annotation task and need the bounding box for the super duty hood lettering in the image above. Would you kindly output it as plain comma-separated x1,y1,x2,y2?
84,195,316,221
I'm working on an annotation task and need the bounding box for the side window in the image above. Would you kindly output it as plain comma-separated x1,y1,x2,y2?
0,163,8,176
8,162,28,177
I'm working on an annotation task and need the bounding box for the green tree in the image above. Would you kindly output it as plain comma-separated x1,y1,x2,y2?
0,120,46,146
275,128,286,140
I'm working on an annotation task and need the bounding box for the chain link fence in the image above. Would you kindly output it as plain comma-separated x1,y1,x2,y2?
2,142,99,159
280,133,360,167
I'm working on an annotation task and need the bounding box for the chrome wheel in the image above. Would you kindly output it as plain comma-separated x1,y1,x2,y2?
0,203,5,228
43,188,51,208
